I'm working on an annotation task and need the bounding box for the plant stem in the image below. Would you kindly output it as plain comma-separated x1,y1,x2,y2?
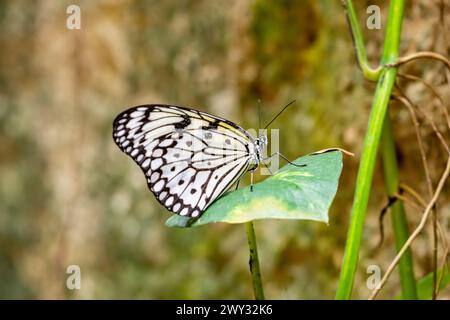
342,0,416,299
380,117,417,299
336,0,405,299
342,0,381,81
245,221,265,300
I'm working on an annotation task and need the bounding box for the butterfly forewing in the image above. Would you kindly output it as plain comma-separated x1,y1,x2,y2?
112,104,255,217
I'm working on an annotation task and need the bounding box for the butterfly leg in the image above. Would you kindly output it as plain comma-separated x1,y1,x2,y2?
250,171,254,192
263,151,307,168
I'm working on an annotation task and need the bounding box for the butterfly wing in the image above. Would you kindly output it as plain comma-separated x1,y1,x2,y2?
112,104,254,217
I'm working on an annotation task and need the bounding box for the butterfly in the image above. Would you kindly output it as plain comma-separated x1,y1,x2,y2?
112,104,270,218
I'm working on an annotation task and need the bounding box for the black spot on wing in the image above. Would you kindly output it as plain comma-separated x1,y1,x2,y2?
201,119,220,130
174,115,191,129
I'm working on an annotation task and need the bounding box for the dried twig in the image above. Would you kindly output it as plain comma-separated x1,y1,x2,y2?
374,196,398,251
389,51,450,70
399,183,450,270
399,183,428,208
392,93,435,200
393,192,423,211
397,73,450,132
393,90,439,299
369,156,450,299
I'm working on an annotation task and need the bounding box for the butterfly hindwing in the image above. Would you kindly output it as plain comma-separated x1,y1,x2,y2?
113,104,254,217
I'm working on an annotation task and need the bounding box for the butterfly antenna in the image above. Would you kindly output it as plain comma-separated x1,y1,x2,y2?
263,99,296,129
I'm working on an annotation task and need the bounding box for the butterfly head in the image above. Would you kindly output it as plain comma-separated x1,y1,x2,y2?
255,134,268,160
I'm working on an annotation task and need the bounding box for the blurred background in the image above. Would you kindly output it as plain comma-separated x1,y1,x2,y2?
0,0,449,299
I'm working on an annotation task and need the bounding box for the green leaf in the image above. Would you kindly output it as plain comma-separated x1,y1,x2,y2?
413,266,450,300
166,151,343,228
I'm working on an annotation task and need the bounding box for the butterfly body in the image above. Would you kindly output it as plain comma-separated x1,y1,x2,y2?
113,104,267,218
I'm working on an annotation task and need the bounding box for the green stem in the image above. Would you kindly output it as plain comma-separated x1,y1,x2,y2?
342,0,382,81
245,221,265,300
336,0,405,299
342,0,416,299
380,117,417,299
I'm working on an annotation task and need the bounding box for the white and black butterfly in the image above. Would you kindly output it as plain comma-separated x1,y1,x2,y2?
113,104,298,218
